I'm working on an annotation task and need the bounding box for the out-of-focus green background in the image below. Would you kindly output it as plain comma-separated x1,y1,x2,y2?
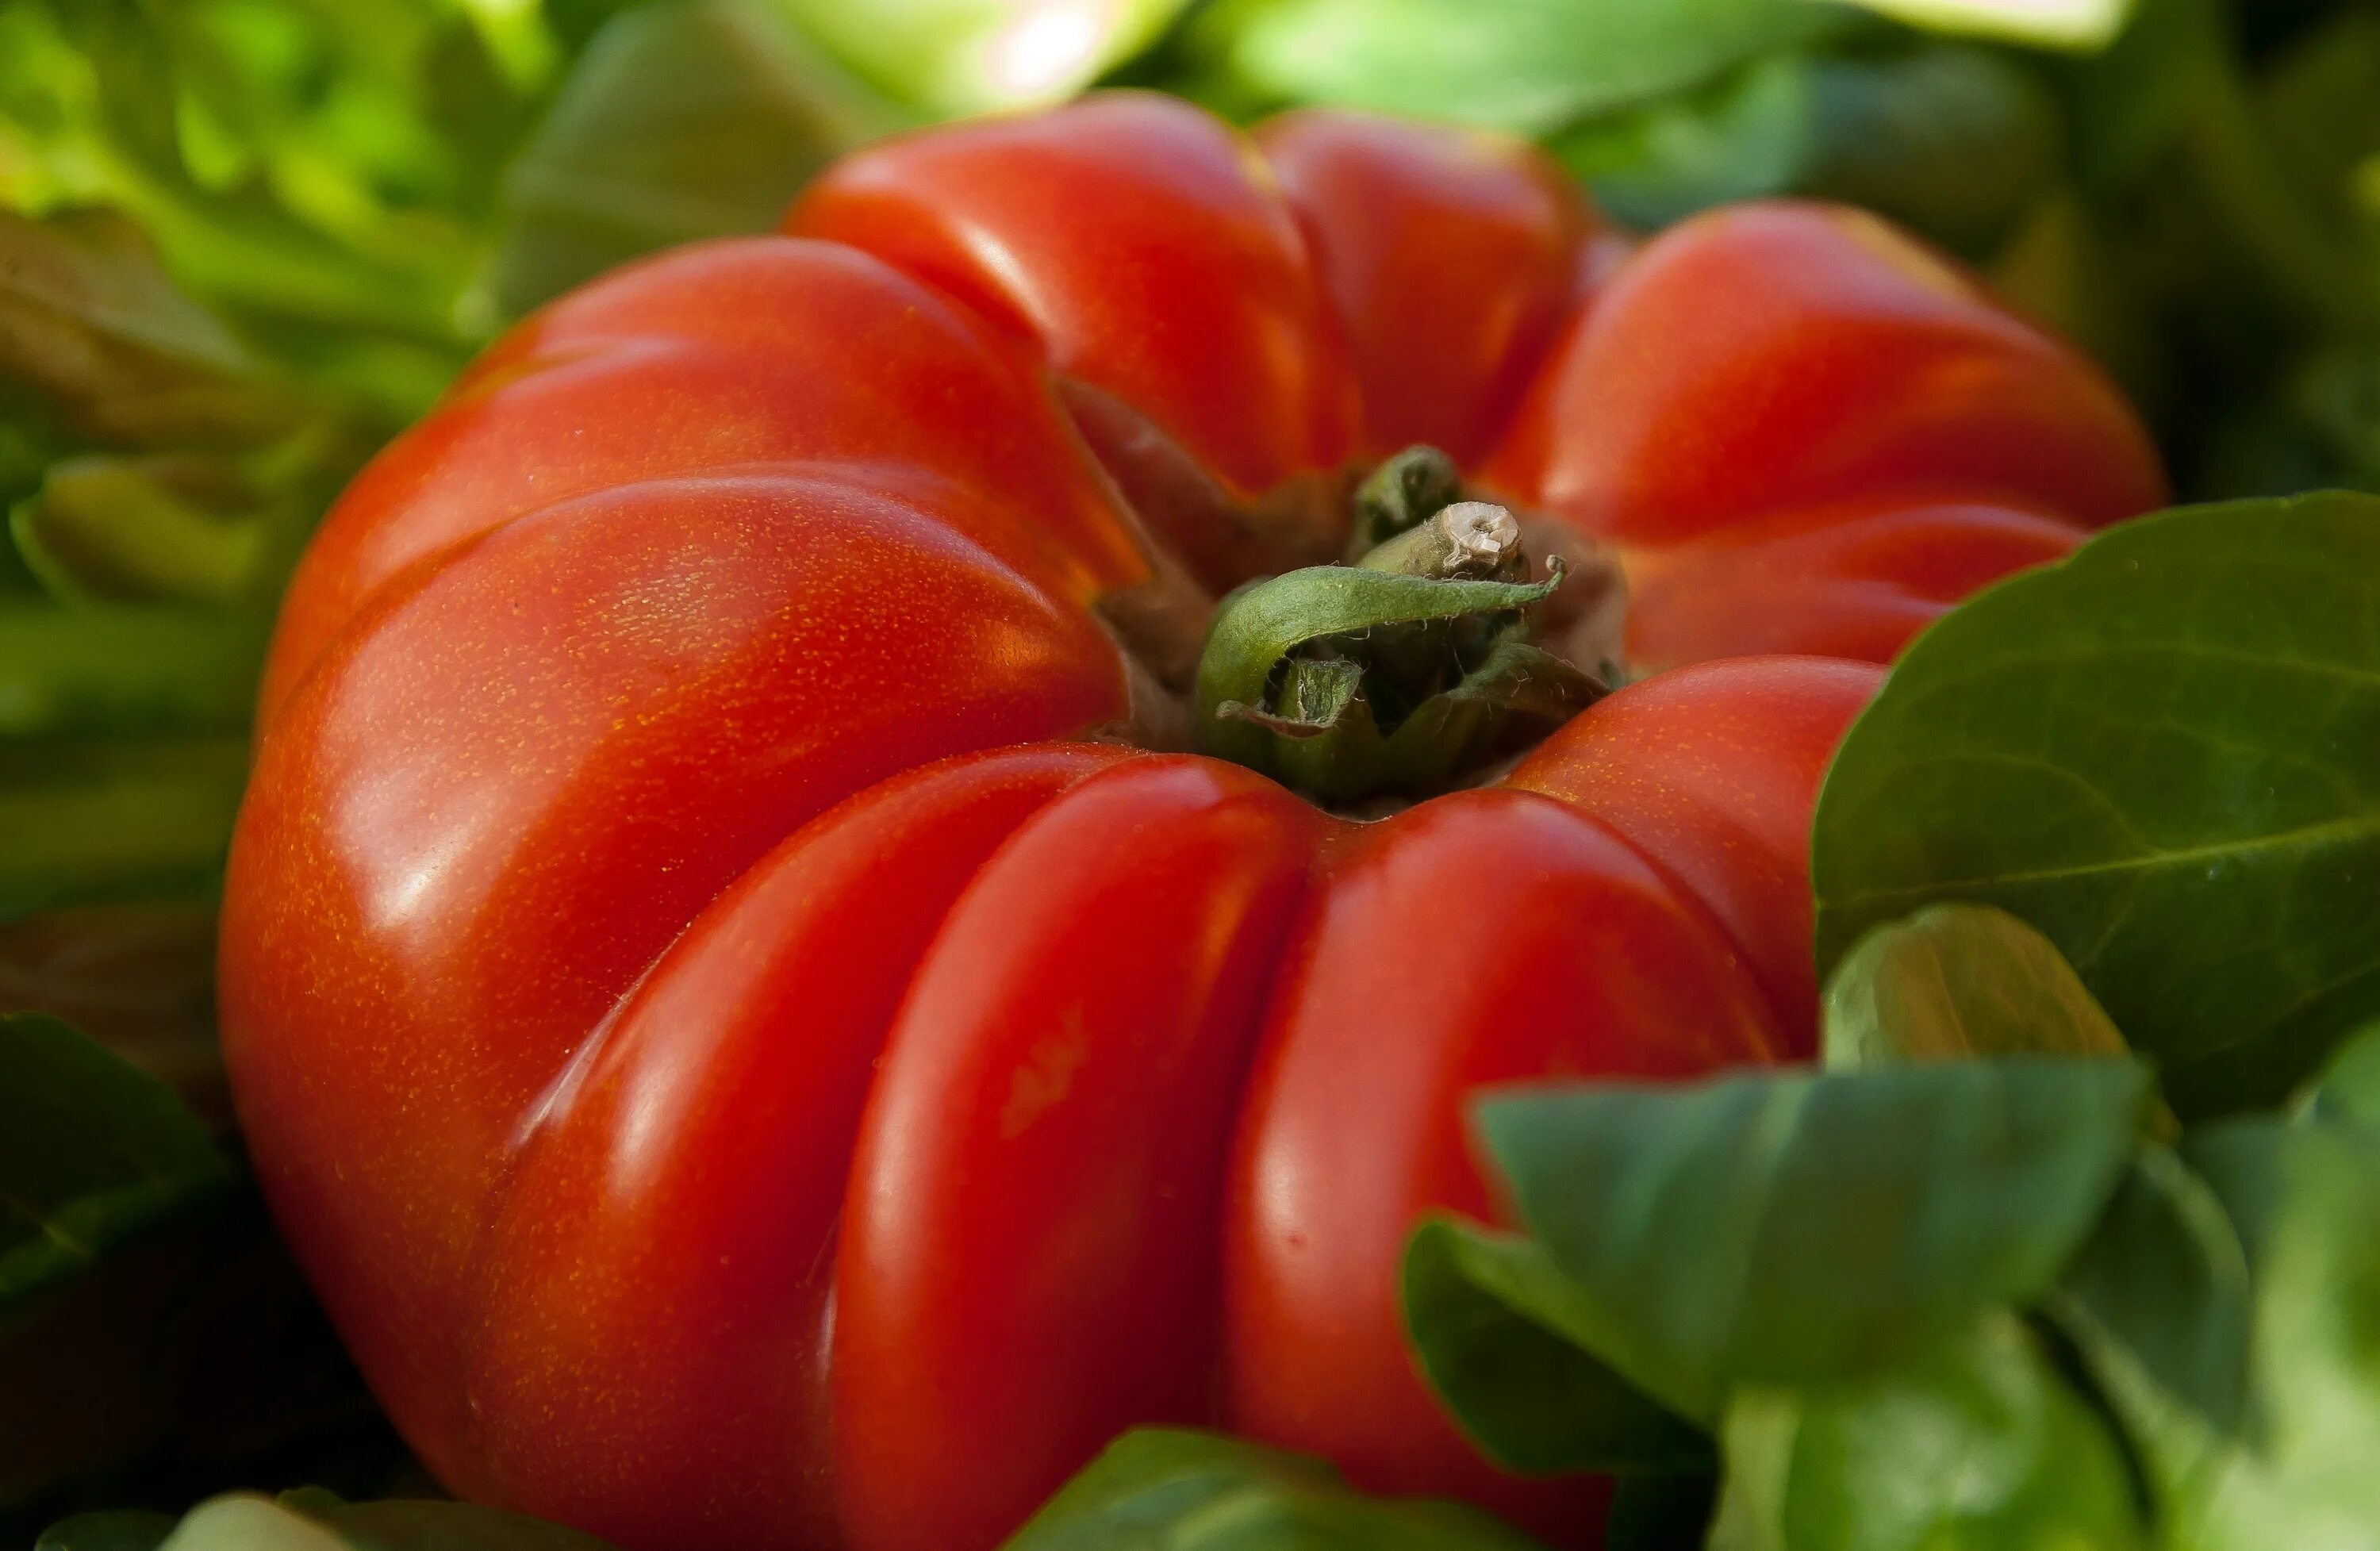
2,0,2376,1538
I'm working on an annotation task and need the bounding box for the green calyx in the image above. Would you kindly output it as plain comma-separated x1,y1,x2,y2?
1346,443,1466,555
1194,468,1606,804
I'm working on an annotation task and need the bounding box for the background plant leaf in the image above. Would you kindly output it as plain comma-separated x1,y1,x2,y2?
1833,0,2136,51
0,209,305,448
788,0,1193,116
482,0,910,319
1184,0,1854,134
0,1010,230,1311
1558,41,2059,251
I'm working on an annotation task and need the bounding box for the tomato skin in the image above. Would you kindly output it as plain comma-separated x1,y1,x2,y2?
787,92,1360,508
1618,493,2090,671
1481,200,2169,546
218,95,2175,1551
221,472,1124,1486
463,745,1135,1551
1510,658,1886,1057
834,757,1325,1551
258,238,1144,722
1257,110,1591,465
1223,790,1780,1536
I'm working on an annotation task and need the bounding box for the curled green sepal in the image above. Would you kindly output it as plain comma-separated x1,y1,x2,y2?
1197,562,1604,802
1346,443,1464,555
1214,656,1365,739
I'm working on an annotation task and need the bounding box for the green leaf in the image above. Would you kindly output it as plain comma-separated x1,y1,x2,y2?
2178,1117,2288,1273
2036,1144,2254,1507
481,0,910,321
1557,44,2058,253
2,1178,405,1517
2255,6,2380,221
2140,1122,2380,1545
1549,54,1821,228
1401,1215,1710,1475
786,0,1193,115
1603,1474,1717,1551
0,633,266,949
0,896,225,1094
2294,1018,2380,1135
1792,44,2062,255
2040,1107,2380,1544
2063,0,2225,188
0,207,304,448
1003,1428,1547,1550
1194,0,1852,135
0,608,267,738
1195,562,1569,799
1,0,539,350
144,1491,622,1551
35,1511,177,1551
1472,1060,2151,1424
0,1010,231,1313
1813,493,2380,1119
1821,903,2131,1069
1706,1311,2145,1551
13,456,274,603
0,739,252,919
1828,0,2136,52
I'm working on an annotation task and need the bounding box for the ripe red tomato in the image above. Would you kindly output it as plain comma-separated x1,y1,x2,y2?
220,94,2164,1551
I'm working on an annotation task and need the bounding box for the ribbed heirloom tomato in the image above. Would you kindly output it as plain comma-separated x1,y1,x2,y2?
219,94,2165,1551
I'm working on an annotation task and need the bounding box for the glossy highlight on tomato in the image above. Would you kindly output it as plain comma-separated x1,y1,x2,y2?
220,93,2166,1551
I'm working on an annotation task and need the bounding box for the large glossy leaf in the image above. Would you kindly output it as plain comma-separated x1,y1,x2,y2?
1401,1215,1709,1475
1003,1429,1545,1550
1814,493,2380,1118
1706,1311,2145,1551
1196,0,1851,135
0,1011,230,1312
482,0,910,319
1472,1060,2150,1424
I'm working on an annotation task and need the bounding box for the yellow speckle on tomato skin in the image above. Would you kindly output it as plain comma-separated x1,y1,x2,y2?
1000,1008,1092,1139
